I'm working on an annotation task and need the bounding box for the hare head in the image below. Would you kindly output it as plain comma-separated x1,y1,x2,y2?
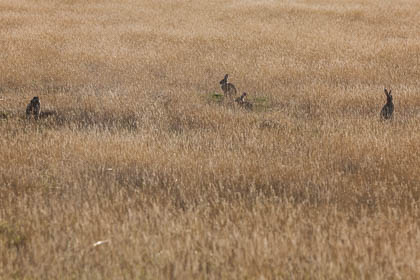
220,74,228,85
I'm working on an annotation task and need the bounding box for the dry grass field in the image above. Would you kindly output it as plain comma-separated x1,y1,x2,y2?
1,0,420,278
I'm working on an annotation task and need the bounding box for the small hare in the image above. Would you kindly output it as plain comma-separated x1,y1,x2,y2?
380,88,394,120
219,74,237,97
26,96,41,120
235,92,253,110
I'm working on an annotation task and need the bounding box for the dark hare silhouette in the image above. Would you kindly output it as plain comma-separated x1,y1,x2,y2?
26,96,57,120
220,74,237,97
26,96,41,120
380,88,394,120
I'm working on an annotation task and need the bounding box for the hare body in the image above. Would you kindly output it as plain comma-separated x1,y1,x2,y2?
220,74,237,97
235,92,253,110
380,89,394,120
26,96,41,120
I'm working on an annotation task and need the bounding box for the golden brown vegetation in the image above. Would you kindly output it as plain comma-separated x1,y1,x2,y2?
1,0,420,278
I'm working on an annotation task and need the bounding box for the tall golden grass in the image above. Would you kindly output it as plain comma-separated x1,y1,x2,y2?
1,0,420,278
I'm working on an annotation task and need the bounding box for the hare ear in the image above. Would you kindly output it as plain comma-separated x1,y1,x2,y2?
224,74,228,80
384,88,389,97
388,90,392,96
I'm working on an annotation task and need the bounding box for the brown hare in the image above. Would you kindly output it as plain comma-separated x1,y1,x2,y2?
26,96,41,120
220,74,237,97
380,88,394,120
235,92,253,110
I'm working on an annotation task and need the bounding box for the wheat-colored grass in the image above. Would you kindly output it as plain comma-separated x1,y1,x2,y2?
1,0,420,279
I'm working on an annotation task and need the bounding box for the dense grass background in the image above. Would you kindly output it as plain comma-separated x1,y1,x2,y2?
1,0,420,278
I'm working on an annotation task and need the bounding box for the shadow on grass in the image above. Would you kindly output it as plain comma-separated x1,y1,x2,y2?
18,109,140,132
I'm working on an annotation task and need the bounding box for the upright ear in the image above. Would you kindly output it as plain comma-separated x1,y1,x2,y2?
388,90,392,96
224,74,228,80
384,88,389,97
